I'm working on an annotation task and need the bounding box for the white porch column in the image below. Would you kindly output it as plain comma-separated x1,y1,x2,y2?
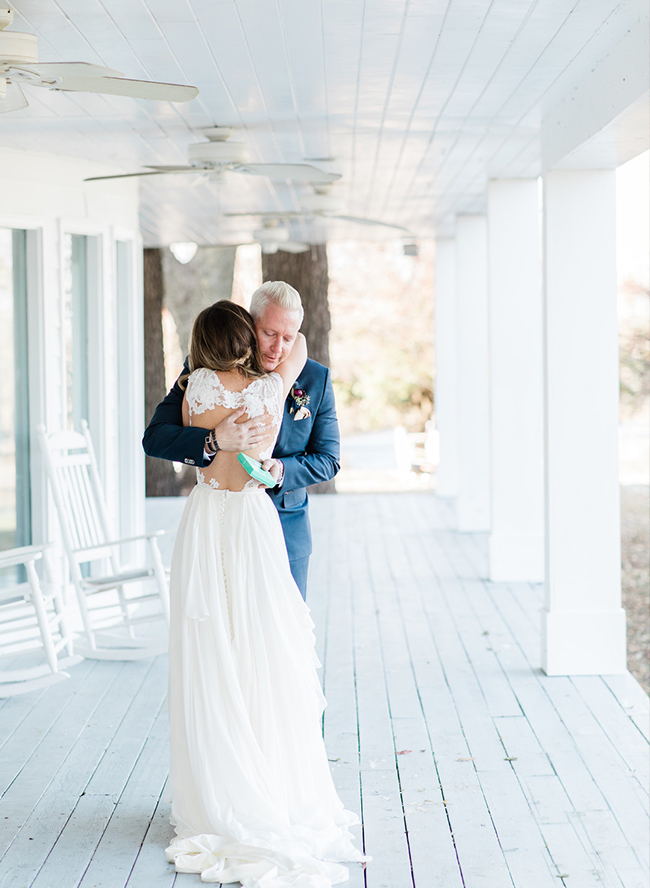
455,216,490,531
434,238,458,498
487,179,544,581
542,169,626,675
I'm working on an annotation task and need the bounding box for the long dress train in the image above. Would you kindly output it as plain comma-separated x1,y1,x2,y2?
165,369,366,886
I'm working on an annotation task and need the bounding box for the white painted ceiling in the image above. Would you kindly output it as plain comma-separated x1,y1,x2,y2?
0,0,645,246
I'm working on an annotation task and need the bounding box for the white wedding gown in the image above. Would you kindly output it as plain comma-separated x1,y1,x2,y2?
166,368,366,886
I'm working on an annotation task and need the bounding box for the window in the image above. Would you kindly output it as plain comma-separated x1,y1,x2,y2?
0,228,31,553
116,239,134,537
63,233,91,432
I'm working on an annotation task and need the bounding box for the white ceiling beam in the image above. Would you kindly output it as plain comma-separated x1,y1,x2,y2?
542,18,649,169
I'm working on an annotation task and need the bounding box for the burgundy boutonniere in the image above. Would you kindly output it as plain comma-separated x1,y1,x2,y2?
290,384,311,420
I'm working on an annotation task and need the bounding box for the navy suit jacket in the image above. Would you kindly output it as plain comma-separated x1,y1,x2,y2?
142,358,340,563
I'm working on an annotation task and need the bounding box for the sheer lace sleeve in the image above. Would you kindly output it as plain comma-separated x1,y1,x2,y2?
186,368,240,418
186,368,284,427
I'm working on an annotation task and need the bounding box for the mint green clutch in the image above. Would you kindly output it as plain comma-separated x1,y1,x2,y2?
237,453,276,487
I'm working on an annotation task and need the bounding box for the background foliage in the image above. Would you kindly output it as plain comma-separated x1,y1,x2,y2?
327,240,435,435
619,282,650,415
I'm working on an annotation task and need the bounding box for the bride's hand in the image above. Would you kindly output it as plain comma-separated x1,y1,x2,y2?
211,409,273,452
261,458,282,486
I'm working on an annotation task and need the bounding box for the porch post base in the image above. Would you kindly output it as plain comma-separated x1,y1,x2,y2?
541,608,627,675
488,532,544,583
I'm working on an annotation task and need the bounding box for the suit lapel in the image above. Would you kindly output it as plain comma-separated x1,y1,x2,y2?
276,369,309,452
277,374,299,450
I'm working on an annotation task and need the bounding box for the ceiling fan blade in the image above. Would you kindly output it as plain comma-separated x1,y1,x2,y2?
237,163,341,184
279,241,310,254
224,211,302,218
85,166,208,182
15,62,124,79
15,63,199,103
333,214,411,233
144,166,198,173
61,76,198,102
84,170,177,182
0,81,28,114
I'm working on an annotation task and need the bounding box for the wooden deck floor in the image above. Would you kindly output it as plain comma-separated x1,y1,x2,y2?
0,493,648,888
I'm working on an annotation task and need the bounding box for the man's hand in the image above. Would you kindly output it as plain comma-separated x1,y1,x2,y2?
212,409,273,452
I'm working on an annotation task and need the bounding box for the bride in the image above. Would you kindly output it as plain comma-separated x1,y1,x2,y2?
165,300,366,886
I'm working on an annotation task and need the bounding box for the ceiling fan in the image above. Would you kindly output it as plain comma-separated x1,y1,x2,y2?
83,126,342,186
252,220,310,255
0,8,199,113
226,187,411,234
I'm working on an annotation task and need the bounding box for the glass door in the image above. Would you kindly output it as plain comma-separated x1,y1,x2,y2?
63,233,90,432
0,228,31,554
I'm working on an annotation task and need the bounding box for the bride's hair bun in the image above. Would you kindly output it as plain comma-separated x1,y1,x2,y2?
180,301,265,387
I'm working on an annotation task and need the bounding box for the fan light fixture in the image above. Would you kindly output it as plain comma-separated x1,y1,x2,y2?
252,221,309,255
170,243,198,264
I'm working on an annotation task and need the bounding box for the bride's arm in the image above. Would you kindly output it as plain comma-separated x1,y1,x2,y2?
274,333,308,400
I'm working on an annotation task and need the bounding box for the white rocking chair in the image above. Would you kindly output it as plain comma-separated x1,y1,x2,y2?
38,421,169,660
0,544,83,696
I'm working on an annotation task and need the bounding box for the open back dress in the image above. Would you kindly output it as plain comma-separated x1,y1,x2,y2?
165,367,366,887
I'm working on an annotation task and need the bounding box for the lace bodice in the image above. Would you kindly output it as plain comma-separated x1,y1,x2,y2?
186,368,284,491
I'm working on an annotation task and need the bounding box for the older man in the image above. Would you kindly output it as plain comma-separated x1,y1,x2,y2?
142,280,340,599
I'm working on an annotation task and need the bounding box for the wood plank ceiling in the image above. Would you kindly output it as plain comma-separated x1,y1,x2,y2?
0,0,640,245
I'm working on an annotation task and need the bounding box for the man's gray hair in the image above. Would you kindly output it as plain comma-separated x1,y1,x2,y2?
249,280,304,320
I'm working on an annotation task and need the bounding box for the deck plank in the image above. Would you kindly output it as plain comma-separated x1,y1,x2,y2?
0,658,99,794
0,660,127,864
28,658,167,888
0,659,158,888
0,493,647,888
421,501,648,887
124,790,176,888
539,677,649,865
603,674,650,741
307,498,330,675
389,500,559,887
368,499,468,886
323,500,366,886
0,682,49,750
571,675,650,790
77,702,170,888
345,498,413,886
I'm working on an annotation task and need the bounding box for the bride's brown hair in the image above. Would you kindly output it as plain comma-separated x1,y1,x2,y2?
179,300,266,388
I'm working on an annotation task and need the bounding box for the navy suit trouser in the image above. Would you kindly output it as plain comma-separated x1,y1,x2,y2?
289,556,309,601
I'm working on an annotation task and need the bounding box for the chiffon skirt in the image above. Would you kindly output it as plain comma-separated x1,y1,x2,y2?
166,484,366,886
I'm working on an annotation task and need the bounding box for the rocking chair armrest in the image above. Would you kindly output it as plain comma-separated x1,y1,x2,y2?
114,531,166,545
71,531,166,555
0,543,56,570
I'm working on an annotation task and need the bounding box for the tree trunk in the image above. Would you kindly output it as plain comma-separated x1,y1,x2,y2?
143,247,182,497
262,245,331,366
262,245,335,493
